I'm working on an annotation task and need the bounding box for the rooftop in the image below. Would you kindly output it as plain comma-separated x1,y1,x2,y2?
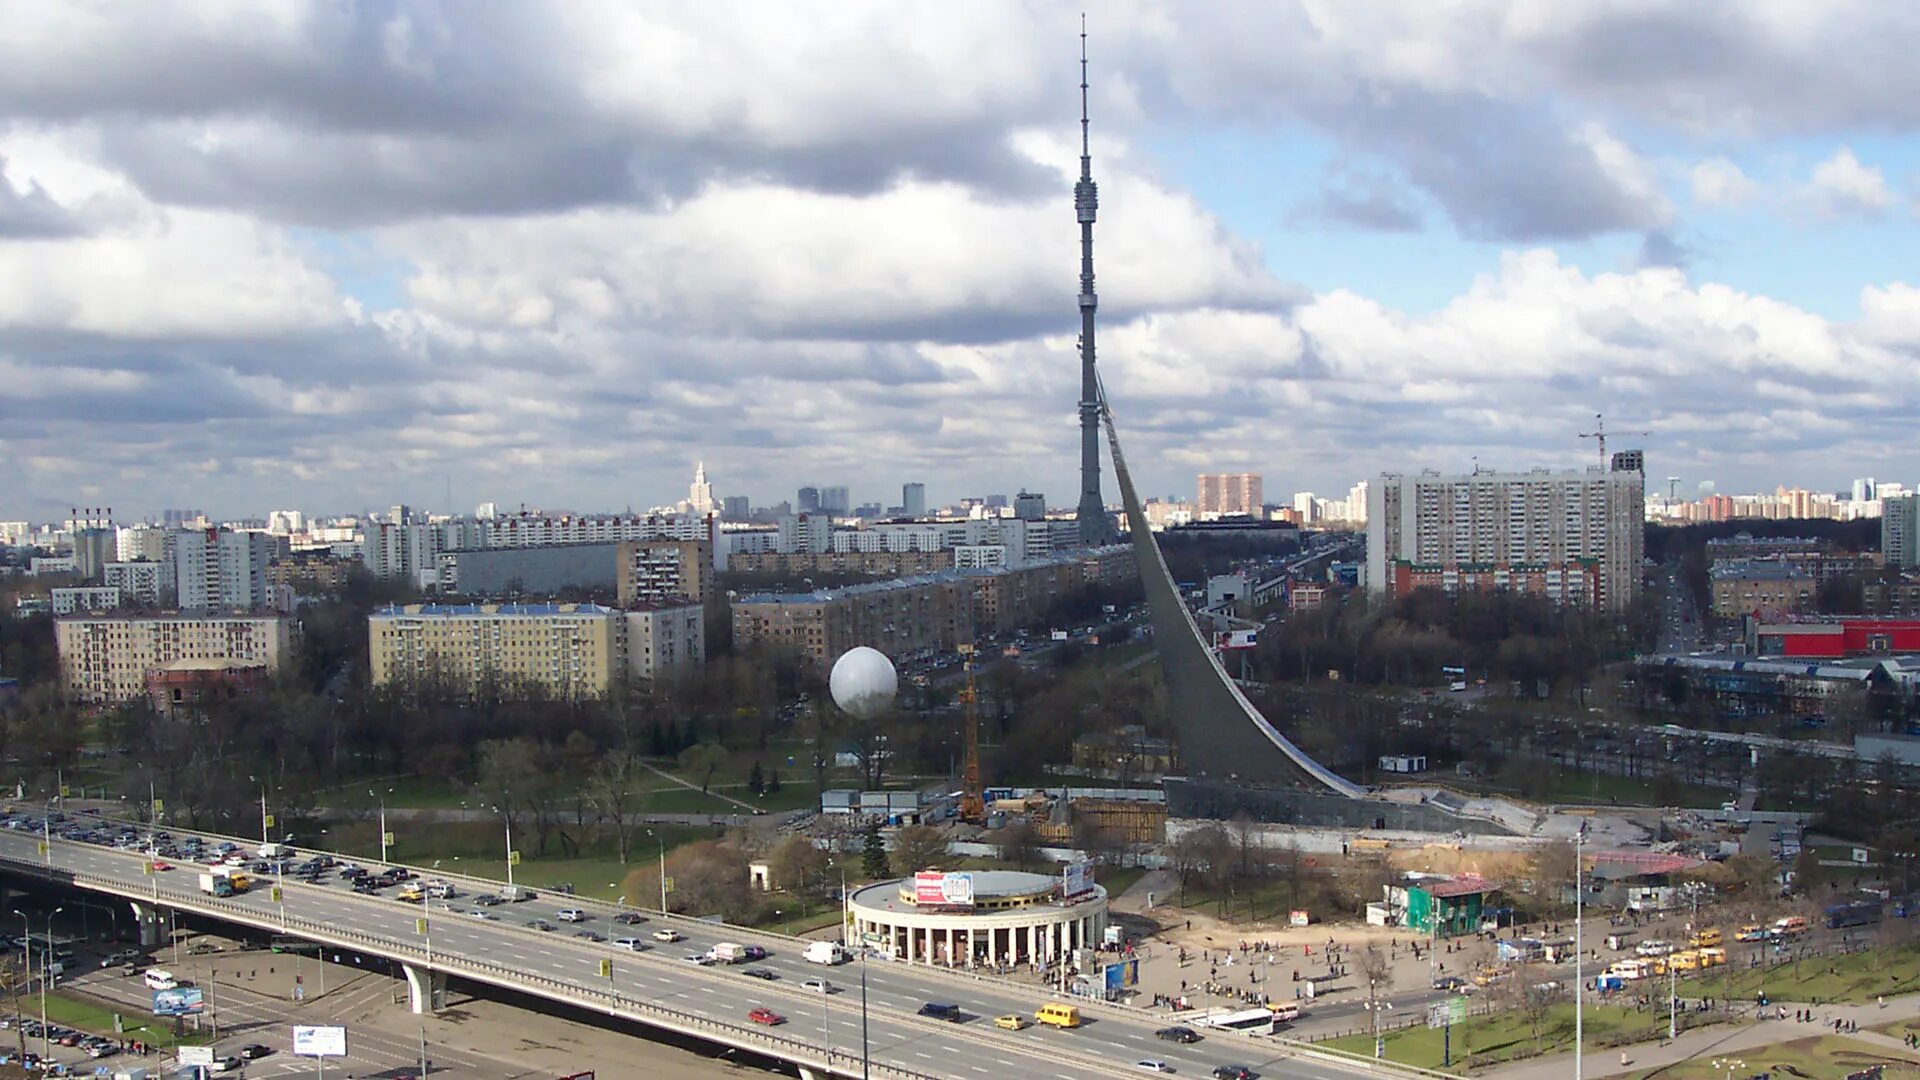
733,544,1131,604
373,603,618,618
1710,559,1814,582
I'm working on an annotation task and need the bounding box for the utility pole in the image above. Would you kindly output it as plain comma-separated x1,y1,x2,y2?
1575,822,1586,1080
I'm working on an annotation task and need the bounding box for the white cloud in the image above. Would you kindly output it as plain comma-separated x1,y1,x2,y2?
1689,157,1759,208
1805,147,1897,217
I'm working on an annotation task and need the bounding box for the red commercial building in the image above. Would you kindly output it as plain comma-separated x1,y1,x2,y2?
1750,618,1920,659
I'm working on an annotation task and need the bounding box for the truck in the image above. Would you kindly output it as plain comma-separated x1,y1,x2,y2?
499,884,537,902
257,842,290,859
709,942,749,965
804,941,850,965
198,873,234,898
207,865,251,893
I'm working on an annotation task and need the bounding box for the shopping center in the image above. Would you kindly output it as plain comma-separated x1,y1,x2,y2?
845,869,1108,968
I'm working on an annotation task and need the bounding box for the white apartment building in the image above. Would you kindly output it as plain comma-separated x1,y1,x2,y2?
621,604,706,682
51,587,122,616
55,612,294,703
115,525,172,563
1366,459,1646,611
1196,473,1264,519
367,602,702,696
104,560,173,605
1887,495,1919,570
171,527,289,610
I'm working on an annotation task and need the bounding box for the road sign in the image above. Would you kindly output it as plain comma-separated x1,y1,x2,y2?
1426,996,1468,1029
383,831,395,847
179,1046,215,1066
152,799,163,814
598,958,612,978
270,886,283,903
663,877,674,893
508,850,521,866
416,918,429,935
264,814,276,829
58,784,69,798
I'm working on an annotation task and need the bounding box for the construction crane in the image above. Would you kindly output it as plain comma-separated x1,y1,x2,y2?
1578,413,1649,467
956,643,986,824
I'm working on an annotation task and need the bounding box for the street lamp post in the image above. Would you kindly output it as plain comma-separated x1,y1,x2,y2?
500,803,515,888
1575,822,1586,1080
10,910,28,1058
375,789,391,865
38,908,61,1059
647,830,666,913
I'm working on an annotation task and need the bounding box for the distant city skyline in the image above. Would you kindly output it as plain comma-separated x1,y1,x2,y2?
5,6,1920,515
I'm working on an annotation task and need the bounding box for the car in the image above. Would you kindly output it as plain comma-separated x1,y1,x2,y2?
747,1008,785,1026
573,930,605,942
802,979,836,994
614,912,648,925
917,1003,963,1022
1155,1026,1201,1044
209,1056,243,1074
1432,976,1467,992
1211,1068,1256,1080
1136,1062,1175,1074
682,953,716,966
466,909,496,920
149,860,172,871
653,928,683,942
741,944,768,961
556,908,587,923
742,967,777,981
612,937,648,952
994,1014,1030,1030
472,894,503,906
239,1044,272,1060
525,919,554,932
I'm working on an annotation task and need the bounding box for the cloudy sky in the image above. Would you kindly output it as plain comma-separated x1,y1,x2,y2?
4,1,1919,521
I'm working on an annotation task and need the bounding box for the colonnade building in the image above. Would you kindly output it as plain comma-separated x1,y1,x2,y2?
845,870,1107,969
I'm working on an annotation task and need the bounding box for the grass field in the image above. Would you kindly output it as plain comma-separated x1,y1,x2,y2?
1681,942,1920,1004
1441,767,1732,808
29,990,214,1051
1323,1002,1714,1071
1648,1035,1920,1080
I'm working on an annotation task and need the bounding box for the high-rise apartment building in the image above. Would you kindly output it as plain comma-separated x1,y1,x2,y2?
171,527,289,610
901,482,927,519
56,612,294,703
1013,491,1047,521
819,486,851,515
797,487,822,514
721,496,750,521
1886,495,1920,569
1366,455,1646,610
1196,474,1263,519
616,539,711,606
104,561,172,606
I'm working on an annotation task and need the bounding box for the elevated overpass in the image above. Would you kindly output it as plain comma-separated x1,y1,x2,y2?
0,811,1438,1080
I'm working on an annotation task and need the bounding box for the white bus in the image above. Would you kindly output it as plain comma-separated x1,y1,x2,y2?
1193,1008,1276,1036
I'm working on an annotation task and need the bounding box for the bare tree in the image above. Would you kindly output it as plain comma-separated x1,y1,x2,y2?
996,821,1042,871
891,825,951,878
676,742,730,794
1360,943,1394,1057
583,752,642,863
768,834,832,901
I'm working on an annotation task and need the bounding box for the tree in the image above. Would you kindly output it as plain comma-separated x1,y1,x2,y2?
664,839,755,922
768,834,831,901
862,822,889,879
996,820,1042,871
1359,943,1393,1056
583,752,642,863
677,742,730,794
767,768,782,794
891,825,950,877
1530,841,1578,914
747,761,765,796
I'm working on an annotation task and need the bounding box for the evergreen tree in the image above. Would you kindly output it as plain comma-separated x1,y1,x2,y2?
747,761,765,796
862,822,888,879
767,769,782,794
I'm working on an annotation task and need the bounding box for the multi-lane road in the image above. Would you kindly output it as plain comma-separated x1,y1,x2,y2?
0,811,1418,1080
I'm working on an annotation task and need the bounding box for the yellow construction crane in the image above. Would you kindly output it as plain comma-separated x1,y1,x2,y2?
956,643,985,823
1578,413,1649,467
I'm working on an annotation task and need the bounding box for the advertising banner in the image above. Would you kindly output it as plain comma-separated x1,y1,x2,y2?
912,870,974,908
1101,958,1139,991
1289,909,1311,928
151,987,204,1017
1062,861,1096,899
292,1025,348,1057
178,1047,215,1066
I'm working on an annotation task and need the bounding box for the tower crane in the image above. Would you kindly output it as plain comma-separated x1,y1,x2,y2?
1577,413,1649,467
956,643,986,824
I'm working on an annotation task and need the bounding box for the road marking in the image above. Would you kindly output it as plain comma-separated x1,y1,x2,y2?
915,1052,934,1060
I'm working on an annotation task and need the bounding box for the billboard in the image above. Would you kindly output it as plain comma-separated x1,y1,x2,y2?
292,1025,348,1057
151,986,204,1017
1062,861,1095,899
178,1047,215,1067
913,871,974,908
1213,629,1259,651
1103,959,1139,992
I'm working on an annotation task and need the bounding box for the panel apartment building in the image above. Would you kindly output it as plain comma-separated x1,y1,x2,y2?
55,612,295,704
368,602,704,697
732,544,1137,669
1195,473,1264,519
1365,453,1646,611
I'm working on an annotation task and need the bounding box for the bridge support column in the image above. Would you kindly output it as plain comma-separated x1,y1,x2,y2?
128,901,164,948
401,963,445,1014
797,1068,825,1080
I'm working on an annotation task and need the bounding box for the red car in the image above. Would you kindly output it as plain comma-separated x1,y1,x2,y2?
149,860,172,871
748,1008,786,1027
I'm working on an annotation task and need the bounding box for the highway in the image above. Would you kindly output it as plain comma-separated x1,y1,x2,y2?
0,810,1424,1080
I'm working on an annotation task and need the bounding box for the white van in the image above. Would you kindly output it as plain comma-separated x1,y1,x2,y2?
804,941,850,965
143,969,177,990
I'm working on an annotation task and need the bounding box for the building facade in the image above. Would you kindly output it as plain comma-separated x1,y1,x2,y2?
1366,457,1645,611
847,870,1107,969
1195,473,1264,519
621,605,705,682
1887,496,1920,570
616,539,711,606
55,613,294,704
104,560,173,606
368,602,704,696
171,527,288,610
50,587,122,616
439,543,622,597
1709,560,1817,617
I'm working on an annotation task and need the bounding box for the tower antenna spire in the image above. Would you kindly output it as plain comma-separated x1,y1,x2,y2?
1073,13,1115,545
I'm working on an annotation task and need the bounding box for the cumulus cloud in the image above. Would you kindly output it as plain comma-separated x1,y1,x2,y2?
1690,157,1759,208
1805,147,1898,218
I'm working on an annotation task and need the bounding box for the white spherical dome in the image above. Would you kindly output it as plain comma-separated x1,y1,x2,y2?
830,646,898,719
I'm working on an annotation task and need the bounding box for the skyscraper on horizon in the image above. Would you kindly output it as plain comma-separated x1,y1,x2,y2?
688,461,716,517
901,482,926,518
1073,23,1115,546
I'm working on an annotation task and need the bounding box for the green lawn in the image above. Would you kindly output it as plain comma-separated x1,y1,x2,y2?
1440,766,1732,808
28,990,214,1051
1649,1035,1920,1080
1681,942,1920,1003
1323,1001,1716,1071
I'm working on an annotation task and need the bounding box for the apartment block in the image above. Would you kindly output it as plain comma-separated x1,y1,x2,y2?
1887,496,1920,570
1196,473,1264,519
368,602,705,697
104,561,172,606
171,527,289,610
1366,456,1646,611
1710,560,1817,617
56,612,294,704
51,587,122,616
616,539,711,605
265,551,356,594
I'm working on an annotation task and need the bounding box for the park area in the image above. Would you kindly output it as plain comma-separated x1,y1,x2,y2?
1682,942,1920,1004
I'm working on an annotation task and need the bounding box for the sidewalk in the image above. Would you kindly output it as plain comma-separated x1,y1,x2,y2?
1491,994,1920,1079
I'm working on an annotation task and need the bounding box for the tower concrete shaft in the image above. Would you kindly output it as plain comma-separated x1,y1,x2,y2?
1074,22,1114,545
